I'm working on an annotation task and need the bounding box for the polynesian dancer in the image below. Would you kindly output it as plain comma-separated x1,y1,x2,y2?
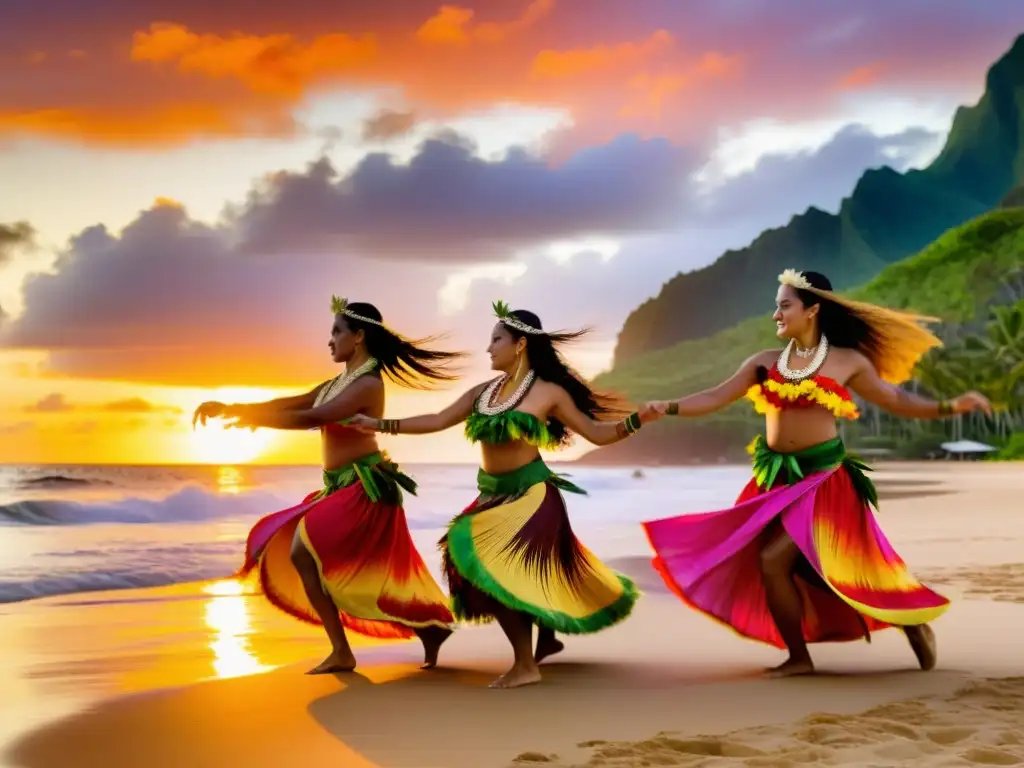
192,298,464,674
348,302,651,688
639,270,991,678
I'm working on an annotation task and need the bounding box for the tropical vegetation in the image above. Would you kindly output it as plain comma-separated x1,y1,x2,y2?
587,210,1024,463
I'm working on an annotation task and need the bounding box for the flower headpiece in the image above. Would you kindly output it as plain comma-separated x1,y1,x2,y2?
331,295,384,327
775,269,943,385
778,269,813,290
493,300,544,335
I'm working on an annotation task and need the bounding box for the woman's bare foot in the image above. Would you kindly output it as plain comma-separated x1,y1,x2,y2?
417,626,453,669
904,624,937,670
489,662,542,689
307,648,357,674
765,656,815,679
534,634,564,663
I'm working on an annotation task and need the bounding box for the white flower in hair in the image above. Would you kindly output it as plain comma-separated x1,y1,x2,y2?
778,269,813,290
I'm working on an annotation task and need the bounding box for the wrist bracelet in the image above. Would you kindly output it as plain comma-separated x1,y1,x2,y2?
667,402,679,416
622,412,642,436
378,418,400,435
938,400,954,416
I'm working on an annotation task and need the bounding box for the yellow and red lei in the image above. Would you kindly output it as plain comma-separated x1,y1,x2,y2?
746,366,859,420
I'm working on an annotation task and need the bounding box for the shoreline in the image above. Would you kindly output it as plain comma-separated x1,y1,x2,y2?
3,462,1024,767
7,594,1024,768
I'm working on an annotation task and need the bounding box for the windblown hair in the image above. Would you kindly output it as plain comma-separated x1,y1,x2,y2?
792,271,942,384
339,302,464,389
501,309,629,446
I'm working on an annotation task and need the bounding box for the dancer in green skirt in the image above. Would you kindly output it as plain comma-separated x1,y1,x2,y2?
349,302,655,688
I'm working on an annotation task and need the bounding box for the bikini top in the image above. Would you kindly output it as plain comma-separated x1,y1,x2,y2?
746,364,859,420
464,375,560,449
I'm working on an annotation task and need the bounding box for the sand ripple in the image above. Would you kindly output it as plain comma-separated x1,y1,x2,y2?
923,564,1024,604
513,677,1024,767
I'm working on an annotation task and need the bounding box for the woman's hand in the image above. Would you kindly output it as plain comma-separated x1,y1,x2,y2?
223,412,259,431
952,391,992,415
192,401,228,428
344,413,381,433
639,401,672,421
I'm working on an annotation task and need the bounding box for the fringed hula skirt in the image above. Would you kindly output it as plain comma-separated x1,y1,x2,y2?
440,457,639,633
237,451,454,639
643,437,949,648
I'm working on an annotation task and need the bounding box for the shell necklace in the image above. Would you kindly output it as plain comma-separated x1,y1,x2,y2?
777,335,829,381
476,370,536,416
313,357,378,407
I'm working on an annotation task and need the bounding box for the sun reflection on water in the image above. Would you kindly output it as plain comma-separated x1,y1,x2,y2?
201,579,270,679
216,465,244,495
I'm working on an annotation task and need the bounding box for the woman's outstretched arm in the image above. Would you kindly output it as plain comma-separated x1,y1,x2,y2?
645,350,775,418
225,379,377,430
347,384,485,436
846,352,991,418
192,383,325,428
549,388,656,446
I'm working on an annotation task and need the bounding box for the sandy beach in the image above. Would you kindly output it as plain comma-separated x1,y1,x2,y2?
3,461,1023,768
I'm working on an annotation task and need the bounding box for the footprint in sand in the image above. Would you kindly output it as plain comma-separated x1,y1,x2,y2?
521,678,1024,767
922,563,1024,605
961,747,1021,765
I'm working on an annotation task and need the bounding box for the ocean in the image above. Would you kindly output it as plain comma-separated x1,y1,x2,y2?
0,462,751,605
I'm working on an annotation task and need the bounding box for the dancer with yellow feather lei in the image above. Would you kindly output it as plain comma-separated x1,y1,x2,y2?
640,270,991,678
349,302,650,688
193,297,463,674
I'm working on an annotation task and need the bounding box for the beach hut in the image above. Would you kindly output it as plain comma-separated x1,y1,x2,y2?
939,439,997,460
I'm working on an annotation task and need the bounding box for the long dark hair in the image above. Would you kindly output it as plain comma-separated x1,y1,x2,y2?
794,272,884,358
503,309,627,446
340,302,464,389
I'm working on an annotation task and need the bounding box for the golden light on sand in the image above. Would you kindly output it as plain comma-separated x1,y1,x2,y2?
201,580,270,679
202,579,247,597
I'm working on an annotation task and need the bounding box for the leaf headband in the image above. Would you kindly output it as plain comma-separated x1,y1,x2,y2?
330,295,385,327
492,300,545,335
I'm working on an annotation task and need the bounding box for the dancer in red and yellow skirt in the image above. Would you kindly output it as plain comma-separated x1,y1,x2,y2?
640,270,991,677
350,302,649,688
193,297,463,674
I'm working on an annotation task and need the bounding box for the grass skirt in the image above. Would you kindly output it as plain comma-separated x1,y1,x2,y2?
643,437,949,648
237,452,454,639
439,458,638,634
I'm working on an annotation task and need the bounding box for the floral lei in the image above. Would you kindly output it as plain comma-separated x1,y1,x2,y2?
746,367,859,420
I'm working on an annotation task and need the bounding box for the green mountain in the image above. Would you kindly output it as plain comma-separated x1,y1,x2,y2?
582,207,1024,465
613,33,1024,367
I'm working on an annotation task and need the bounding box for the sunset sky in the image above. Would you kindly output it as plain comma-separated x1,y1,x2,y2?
1,0,1022,465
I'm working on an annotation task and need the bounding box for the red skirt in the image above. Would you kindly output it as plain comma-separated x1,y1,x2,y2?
237,453,454,639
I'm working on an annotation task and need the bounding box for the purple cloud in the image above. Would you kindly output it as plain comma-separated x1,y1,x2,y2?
362,109,417,142
0,122,944,386
234,132,697,260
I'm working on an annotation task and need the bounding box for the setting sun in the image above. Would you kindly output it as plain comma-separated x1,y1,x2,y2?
188,387,282,465
191,422,276,464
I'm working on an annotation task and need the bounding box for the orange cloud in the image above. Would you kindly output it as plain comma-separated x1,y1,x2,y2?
0,103,295,146
694,51,743,79
0,7,738,150
616,51,742,120
619,72,691,119
131,22,377,96
531,29,674,78
839,61,886,89
416,0,554,45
